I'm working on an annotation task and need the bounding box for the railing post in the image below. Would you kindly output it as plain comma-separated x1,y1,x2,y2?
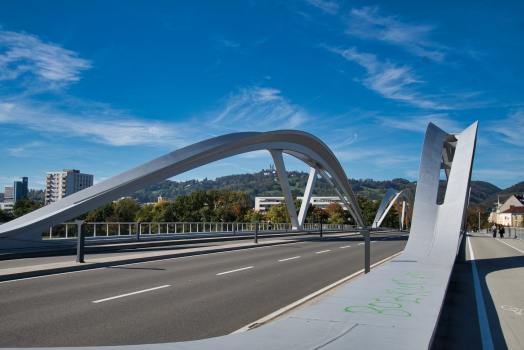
361,229,370,274
136,222,140,242
94,223,97,237
118,223,121,236
49,227,52,239
65,224,68,238
129,223,131,236
76,220,85,263
320,220,323,238
254,221,258,244
106,223,109,236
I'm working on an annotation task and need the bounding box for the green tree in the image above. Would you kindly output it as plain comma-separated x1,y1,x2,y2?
12,196,44,218
245,209,265,222
266,203,289,223
0,209,13,223
113,198,142,222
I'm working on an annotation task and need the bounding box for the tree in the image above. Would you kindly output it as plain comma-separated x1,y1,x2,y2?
266,203,289,223
113,198,142,222
245,209,265,222
12,196,44,218
0,209,13,223
466,205,490,231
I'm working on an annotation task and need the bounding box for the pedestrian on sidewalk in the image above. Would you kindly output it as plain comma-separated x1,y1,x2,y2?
499,225,505,239
492,224,497,238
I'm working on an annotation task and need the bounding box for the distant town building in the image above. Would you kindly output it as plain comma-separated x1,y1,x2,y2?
0,192,4,203
3,186,14,203
263,164,277,176
489,194,524,226
13,177,28,202
45,169,94,205
0,202,14,211
255,196,348,212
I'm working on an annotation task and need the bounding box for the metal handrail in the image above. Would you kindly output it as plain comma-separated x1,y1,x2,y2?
42,221,359,239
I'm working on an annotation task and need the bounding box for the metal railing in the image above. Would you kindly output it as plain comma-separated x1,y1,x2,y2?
485,227,524,241
42,221,360,239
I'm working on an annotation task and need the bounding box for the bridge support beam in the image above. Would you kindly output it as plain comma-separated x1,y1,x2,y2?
269,150,299,230
297,167,318,230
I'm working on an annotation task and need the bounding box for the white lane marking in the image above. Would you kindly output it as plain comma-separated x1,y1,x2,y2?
467,236,495,350
358,243,365,245
92,285,170,304
216,266,254,275
0,232,361,285
340,246,351,249
232,251,404,334
316,250,331,254
495,239,524,254
279,256,300,262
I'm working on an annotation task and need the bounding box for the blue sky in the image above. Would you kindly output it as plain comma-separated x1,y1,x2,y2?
1,0,523,193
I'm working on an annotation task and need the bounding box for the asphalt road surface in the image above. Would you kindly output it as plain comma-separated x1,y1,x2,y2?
0,231,407,347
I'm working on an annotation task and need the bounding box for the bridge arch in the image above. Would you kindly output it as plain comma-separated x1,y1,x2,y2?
372,188,414,229
0,130,366,249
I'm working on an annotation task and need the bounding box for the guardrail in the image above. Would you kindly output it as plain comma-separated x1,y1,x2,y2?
484,227,524,241
42,221,360,239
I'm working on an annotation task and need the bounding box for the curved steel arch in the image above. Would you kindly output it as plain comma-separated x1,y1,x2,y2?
372,188,414,229
0,130,365,249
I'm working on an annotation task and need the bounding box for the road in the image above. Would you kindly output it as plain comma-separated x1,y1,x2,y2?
0,231,407,347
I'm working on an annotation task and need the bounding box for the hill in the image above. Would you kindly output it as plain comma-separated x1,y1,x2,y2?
24,169,509,210
127,169,502,209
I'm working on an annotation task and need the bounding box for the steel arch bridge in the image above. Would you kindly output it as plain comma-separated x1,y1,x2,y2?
0,130,366,249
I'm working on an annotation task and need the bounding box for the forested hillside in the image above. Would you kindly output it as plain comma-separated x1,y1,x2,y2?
24,169,510,210
127,169,502,209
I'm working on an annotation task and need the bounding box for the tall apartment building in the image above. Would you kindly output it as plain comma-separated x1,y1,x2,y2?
45,169,94,205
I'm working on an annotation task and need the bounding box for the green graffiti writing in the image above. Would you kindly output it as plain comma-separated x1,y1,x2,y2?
344,270,436,317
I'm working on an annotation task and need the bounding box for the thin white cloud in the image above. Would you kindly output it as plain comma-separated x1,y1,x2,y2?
493,109,524,147
0,100,193,148
304,0,339,15
346,6,446,62
330,46,449,109
0,29,91,87
378,113,462,133
211,86,308,131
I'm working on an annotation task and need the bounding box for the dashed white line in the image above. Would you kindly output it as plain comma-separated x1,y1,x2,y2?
279,256,301,262
340,246,351,249
216,266,254,275
358,243,365,245
92,285,170,303
316,250,331,254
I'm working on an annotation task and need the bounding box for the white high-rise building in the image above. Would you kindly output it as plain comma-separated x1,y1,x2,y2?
45,169,94,205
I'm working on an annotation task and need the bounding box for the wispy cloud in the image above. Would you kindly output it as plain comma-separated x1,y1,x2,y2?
378,113,462,133
330,46,449,109
0,100,194,148
493,109,524,147
304,0,339,15
210,86,308,131
346,6,446,62
0,28,91,89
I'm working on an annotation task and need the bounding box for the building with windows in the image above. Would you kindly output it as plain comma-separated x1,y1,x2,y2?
45,169,94,205
255,196,348,212
489,194,524,225
13,177,28,202
3,186,13,203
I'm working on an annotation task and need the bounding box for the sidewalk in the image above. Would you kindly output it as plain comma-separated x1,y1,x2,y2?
432,232,524,349
0,230,364,283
